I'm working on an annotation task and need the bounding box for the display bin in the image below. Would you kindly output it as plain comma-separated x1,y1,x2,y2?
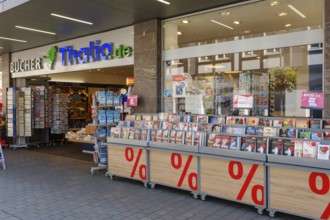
148,142,199,198
107,138,149,187
199,147,267,214
267,155,330,219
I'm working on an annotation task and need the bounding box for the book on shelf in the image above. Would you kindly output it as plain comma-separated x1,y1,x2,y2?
302,141,318,159
142,115,152,121
207,133,216,148
159,112,169,121
322,119,330,129
156,130,163,142
310,119,321,129
263,127,278,137
209,116,225,124
279,128,296,138
150,130,157,142
299,131,311,139
273,119,283,128
121,127,129,139
168,114,181,122
219,135,230,149
228,136,238,150
233,127,245,135
135,115,142,121
144,121,154,129
110,127,120,138
269,139,283,155
295,119,309,128
170,130,176,144
226,117,235,125
311,132,323,140
197,115,208,124
255,127,264,136
153,121,162,129
283,119,294,128
294,141,303,157
176,131,184,144
141,129,149,141
134,129,142,140
324,131,330,140
256,138,267,154
128,128,136,139
178,122,189,131
283,140,295,156
211,124,221,133
246,126,256,135
241,137,255,152
184,131,192,145
246,117,259,126
199,124,209,132
317,144,329,160
258,118,272,126
189,123,199,131
152,115,159,121
162,130,170,143
97,128,107,142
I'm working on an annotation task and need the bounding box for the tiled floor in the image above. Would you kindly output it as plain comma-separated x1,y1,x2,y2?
0,146,308,220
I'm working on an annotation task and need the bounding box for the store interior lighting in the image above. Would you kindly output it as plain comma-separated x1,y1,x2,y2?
287,4,306,18
51,13,93,25
210,19,234,30
157,0,170,5
0,36,27,43
15,25,56,35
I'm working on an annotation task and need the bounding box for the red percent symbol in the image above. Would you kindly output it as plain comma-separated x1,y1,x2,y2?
309,172,330,219
125,147,146,180
171,153,198,190
228,161,264,206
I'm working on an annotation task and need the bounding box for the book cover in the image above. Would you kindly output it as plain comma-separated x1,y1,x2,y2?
199,124,209,132
209,116,225,124
141,129,148,141
170,130,177,144
311,132,323,141
134,129,142,140
135,121,142,128
299,131,311,139
317,144,329,160
150,130,157,142
158,112,168,121
220,136,230,149
246,126,256,135
273,120,283,128
226,117,235,125
156,130,163,142
228,136,238,150
279,128,296,138
142,115,152,121
234,117,245,125
233,127,245,135
197,115,208,124
283,140,295,156
310,119,321,129
269,139,283,155
121,128,129,139
302,141,318,159
135,115,142,121
162,130,169,143
283,119,294,128
256,127,264,136
97,128,107,142
179,122,189,131
144,121,154,129
247,117,259,126
128,128,136,139
258,118,272,126
207,133,216,147
185,131,193,146
190,123,199,131
176,131,184,144
256,138,267,154
193,132,202,147
322,119,330,129
294,141,303,157
211,124,221,133
295,119,309,128
153,121,162,129
152,115,159,121
241,138,255,152
324,131,330,140
263,127,278,137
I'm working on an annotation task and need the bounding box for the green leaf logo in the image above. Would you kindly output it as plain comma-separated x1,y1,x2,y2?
43,46,58,69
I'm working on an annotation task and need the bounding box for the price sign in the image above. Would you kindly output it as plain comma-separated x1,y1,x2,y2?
127,95,138,107
107,145,147,180
301,92,324,109
269,167,330,219
233,94,254,109
150,151,198,191
200,157,265,206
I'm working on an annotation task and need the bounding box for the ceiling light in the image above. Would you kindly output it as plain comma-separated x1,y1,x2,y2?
278,12,287,17
287,4,306,18
157,0,170,5
0,36,27,43
233,21,240,25
177,31,182,35
210,20,234,30
285,23,291,27
0,47,3,49
182,20,189,24
244,30,251,34
51,13,93,25
15,25,56,35
270,1,279,6
220,11,231,16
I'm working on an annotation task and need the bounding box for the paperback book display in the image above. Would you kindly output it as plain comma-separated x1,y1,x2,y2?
6,88,14,137
51,92,68,134
22,87,33,136
33,86,49,129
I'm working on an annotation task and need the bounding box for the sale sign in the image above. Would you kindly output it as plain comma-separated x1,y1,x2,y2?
107,145,147,181
127,95,138,107
269,167,330,219
301,92,324,109
149,151,198,191
200,157,265,206
233,94,254,109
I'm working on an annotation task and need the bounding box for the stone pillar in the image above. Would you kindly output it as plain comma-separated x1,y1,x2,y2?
325,0,330,117
133,19,161,113
1,53,11,114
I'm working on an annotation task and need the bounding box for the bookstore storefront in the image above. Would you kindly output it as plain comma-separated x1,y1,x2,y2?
162,0,324,118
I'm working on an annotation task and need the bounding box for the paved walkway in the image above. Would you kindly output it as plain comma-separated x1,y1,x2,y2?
0,147,307,220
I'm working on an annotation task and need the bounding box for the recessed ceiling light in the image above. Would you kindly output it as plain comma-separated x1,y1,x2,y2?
220,11,231,16
0,36,27,43
278,12,287,17
244,30,251,34
210,20,234,30
285,23,291,27
15,25,56,35
177,31,182,35
182,20,189,24
270,1,279,6
157,0,170,5
233,21,240,25
288,4,306,18
51,13,93,25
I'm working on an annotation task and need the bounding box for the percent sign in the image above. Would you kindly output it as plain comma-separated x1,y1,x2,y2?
171,153,198,190
125,147,146,180
228,161,264,206
309,172,330,219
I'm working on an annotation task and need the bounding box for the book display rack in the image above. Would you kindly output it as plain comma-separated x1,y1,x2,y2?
0,143,6,170
104,113,329,219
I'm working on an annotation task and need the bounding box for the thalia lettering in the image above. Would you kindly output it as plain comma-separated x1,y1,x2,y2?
59,40,132,66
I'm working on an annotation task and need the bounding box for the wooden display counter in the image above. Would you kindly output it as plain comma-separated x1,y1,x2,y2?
107,140,148,187
149,142,198,197
200,154,266,212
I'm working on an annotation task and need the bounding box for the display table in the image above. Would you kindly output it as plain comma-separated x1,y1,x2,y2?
107,138,148,187
199,147,266,213
267,155,330,219
148,142,198,197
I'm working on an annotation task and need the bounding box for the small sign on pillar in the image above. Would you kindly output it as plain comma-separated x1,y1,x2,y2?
127,95,138,107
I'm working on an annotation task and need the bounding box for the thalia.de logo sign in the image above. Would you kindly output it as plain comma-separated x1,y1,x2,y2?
59,40,132,66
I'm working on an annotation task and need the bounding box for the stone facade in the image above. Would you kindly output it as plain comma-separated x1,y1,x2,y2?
1,53,11,114
133,19,161,113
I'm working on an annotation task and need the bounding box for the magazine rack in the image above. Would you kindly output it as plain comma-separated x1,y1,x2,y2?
0,145,6,170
